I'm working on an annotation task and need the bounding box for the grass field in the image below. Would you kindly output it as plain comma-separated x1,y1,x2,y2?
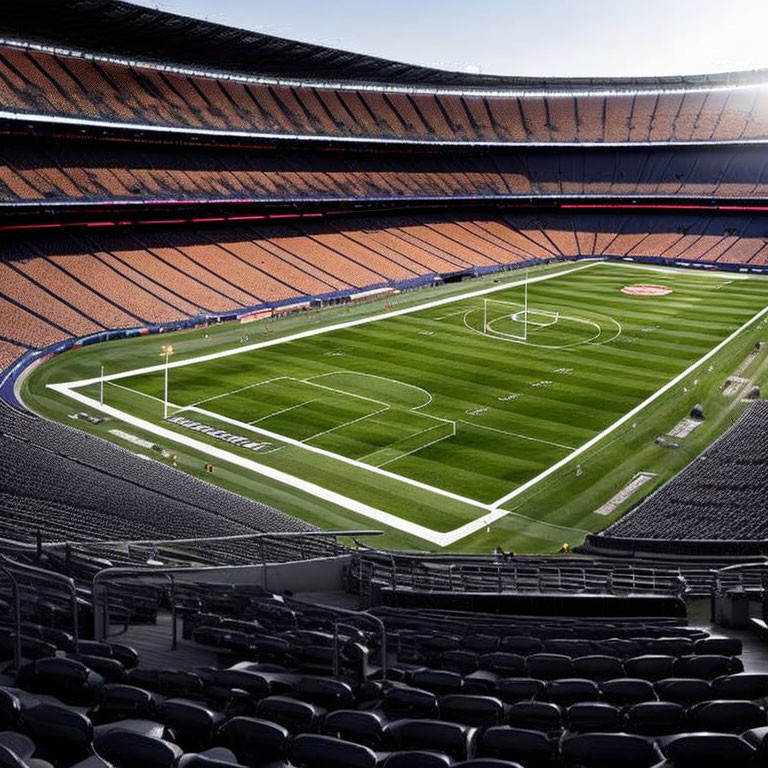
25,260,768,553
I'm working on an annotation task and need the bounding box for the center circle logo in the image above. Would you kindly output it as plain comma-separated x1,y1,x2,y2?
621,284,673,296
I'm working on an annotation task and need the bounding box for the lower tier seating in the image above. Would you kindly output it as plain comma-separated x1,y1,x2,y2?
0,583,763,768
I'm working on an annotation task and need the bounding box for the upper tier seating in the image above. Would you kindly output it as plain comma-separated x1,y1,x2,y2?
3,141,768,206
2,44,768,144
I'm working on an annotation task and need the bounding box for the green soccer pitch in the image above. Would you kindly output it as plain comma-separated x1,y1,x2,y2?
24,260,768,553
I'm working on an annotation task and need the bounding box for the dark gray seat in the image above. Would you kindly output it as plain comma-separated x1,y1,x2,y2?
688,699,767,732
22,703,93,763
712,673,768,700
439,695,505,727
572,656,624,682
675,654,741,680
410,669,463,696
626,701,686,736
217,715,289,765
382,751,451,768
479,654,525,677
453,760,522,768
94,730,183,768
289,734,377,768
255,695,323,733
438,651,479,674
496,678,545,704
295,677,355,709
500,638,542,656
383,718,478,761
322,710,388,747
566,702,623,733
0,691,21,731
16,658,103,706
599,678,655,706
624,655,676,682
540,679,599,707
480,726,556,768
506,701,562,731
157,698,223,751
526,654,573,681
90,684,156,723
561,732,663,768
654,678,712,706
693,637,742,656
659,732,755,768
382,687,439,719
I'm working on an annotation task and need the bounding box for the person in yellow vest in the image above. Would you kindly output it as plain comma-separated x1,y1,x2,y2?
559,542,571,554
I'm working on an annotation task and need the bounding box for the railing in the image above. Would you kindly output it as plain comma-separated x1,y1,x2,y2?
0,528,381,576
710,561,768,622
0,553,79,670
91,530,381,644
350,550,691,599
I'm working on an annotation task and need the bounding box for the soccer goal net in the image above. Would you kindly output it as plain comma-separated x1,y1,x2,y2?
483,298,560,341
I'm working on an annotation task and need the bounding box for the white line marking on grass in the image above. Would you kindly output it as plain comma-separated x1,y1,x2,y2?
189,376,288,408
184,405,487,511
250,399,319,424
305,371,434,409
368,422,457,467
489,298,768,510
303,404,389,443
459,420,576,451
434,308,471,320
108,381,166,405
610,262,754,279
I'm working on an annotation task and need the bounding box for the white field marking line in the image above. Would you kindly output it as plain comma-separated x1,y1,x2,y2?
458,420,576,451
434,308,471,321
467,309,604,349
54,260,603,389
188,376,289,409
303,404,389,444
610,262,755,279
361,421,456,466
249,399,319,425
305,370,434,410
47,384,610,545
182,405,487,511
376,423,457,468
300,371,457,458
107,381,166,405
293,376,392,443
489,298,768,510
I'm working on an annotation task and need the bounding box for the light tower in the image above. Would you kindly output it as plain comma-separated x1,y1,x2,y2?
160,343,175,418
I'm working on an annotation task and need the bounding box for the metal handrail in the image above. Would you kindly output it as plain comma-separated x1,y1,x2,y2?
92,530,378,643
356,553,688,598
33,528,382,551
326,609,387,681
0,553,79,660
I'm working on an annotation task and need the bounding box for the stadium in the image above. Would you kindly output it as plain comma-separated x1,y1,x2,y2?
1,0,768,765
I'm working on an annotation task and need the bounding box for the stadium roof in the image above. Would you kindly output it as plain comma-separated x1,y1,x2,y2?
2,0,768,91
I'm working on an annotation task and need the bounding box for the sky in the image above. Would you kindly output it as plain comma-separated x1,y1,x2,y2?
125,0,768,79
